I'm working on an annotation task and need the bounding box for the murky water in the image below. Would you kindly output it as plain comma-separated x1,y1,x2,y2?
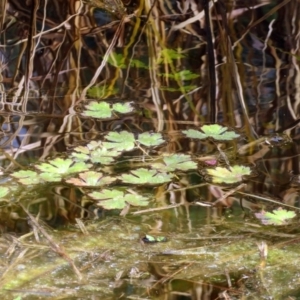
0,0,299,299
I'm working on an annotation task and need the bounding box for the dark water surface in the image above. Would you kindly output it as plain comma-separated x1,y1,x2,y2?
0,0,299,299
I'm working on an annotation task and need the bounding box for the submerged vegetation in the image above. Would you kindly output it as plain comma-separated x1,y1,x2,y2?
0,0,299,298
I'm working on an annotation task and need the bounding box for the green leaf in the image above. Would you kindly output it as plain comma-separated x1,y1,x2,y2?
87,85,118,98
82,102,134,119
206,165,251,184
152,154,197,172
71,141,103,160
12,170,42,185
12,169,62,183
66,171,116,187
183,124,240,141
255,208,296,225
36,158,91,175
107,53,126,68
89,148,121,164
160,85,197,92
12,170,61,185
163,70,199,80
119,168,173,185
88,189,149,209
137,132,165,147
112,102,134,114
71,141,120,164
130,59,147,68
157,48,185,64
82,101,112,118
70,150,90,162
39,173,62,182
0,186,9,198
103,131,135,151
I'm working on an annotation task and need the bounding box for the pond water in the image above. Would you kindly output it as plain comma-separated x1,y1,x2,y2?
0,0,300,299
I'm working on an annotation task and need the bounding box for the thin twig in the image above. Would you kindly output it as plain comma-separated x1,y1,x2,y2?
19,203,83,280
237,192,300,211
132,204,182,215
213,183,246,205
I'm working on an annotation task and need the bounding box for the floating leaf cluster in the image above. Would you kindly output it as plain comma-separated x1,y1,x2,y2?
103,131,165,150
89,189,149,209
82,101,134,119
71,141,120,164
3,123,252,212
12,159,92,184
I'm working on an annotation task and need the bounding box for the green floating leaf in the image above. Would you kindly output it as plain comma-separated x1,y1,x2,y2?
70,148,90,162
89,189,149,209
12,170,61,184
71,141,120,164
71,141,104,161
89,148,121,164
152,154,197,172
82,101,134,119
255,208,296,225
112,102,134,114
137,132,165,147
183,124,240,141
206,165,251,184
0,186,9,198
66,171,116,187
12,170,42,185
82,101,111,118
119,168,173,185
103,131,135,151
36,158,91,175
39,173,62,182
